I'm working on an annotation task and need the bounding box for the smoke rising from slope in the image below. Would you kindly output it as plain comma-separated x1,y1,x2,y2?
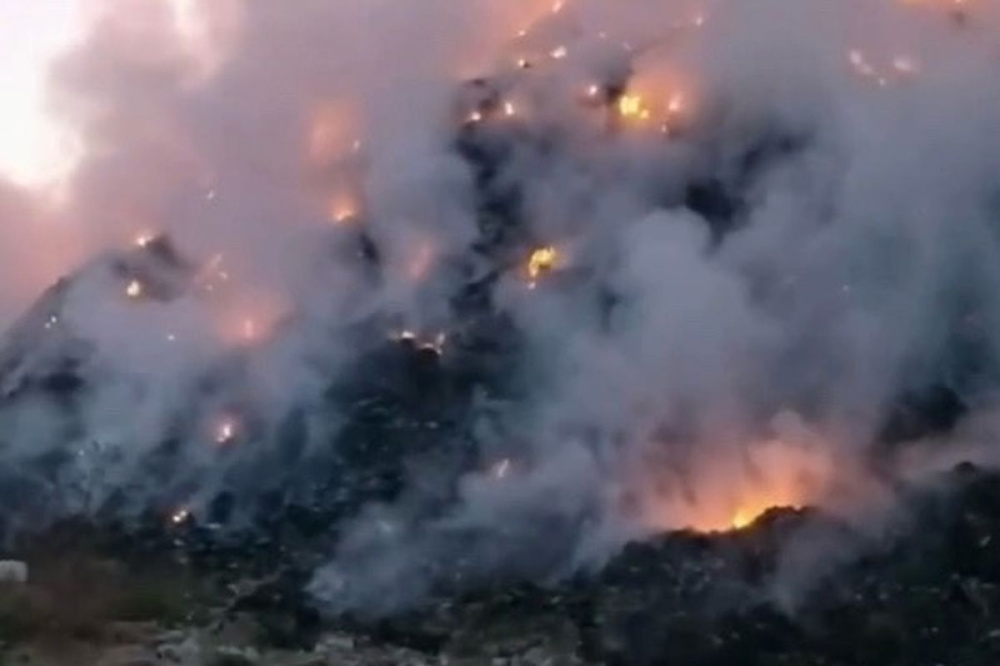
2,0,1000,612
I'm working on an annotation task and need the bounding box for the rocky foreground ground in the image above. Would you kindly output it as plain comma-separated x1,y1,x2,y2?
2,462,1000,666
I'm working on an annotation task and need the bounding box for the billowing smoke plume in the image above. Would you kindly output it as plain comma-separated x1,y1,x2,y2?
2,0,1000,614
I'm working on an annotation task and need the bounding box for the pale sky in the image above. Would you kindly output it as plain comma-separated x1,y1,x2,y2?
0,0,84,185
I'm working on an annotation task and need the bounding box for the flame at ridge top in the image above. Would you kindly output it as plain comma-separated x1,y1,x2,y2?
637,429,839,535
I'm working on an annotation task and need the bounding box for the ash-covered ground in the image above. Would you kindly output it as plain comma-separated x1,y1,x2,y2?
3,0,1000,664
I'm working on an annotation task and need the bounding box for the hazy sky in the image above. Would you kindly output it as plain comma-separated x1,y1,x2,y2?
0,0,83,184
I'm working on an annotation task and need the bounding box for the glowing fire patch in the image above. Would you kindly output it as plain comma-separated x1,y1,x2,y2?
639,420,836,535
329,194,359,224
527,246,560,288
215,418,238,445
729,503,797,531
618,94,651,121
614,90,687,130
731,509,755,531
125,279,144,299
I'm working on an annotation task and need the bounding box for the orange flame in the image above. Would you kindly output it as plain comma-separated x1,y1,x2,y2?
329,190,361,224
527,246,560,288
618,94,652,121
639,428,836,534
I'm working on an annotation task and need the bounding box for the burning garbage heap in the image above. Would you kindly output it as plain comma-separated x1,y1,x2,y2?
3,0,1000,663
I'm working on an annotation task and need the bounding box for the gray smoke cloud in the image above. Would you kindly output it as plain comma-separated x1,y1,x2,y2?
2,0,1000,613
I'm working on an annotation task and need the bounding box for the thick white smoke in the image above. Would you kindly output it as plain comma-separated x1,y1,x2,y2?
2,0,1000,612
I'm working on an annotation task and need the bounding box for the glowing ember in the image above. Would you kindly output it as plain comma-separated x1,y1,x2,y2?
618,94,652,121
330,196,359,224
125,279,144,299
215,418,238,445
527,246,560,288
731,510,754,530
729,503,796,531
391,329,446,355
639,422,836,535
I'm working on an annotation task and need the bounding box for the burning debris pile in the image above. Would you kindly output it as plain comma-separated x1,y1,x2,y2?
6,462,1000,665
3,0,1000,662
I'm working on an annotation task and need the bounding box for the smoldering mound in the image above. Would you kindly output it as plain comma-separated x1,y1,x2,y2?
1,0,1000,630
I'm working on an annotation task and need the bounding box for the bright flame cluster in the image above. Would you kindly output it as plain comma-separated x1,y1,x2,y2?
527,246,560,288
640,428,837,535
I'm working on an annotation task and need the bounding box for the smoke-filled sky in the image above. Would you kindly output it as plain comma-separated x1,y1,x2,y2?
3,0,1000,612
0,0,83,185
